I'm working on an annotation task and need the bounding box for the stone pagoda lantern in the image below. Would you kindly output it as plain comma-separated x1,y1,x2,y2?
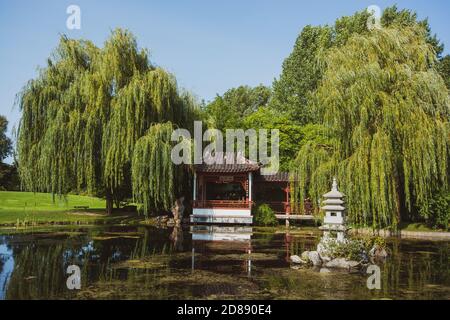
320,178,347,242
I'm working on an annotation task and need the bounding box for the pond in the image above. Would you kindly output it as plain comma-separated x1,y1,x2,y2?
0,225,448,300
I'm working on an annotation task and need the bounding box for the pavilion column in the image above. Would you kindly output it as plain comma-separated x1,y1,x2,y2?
248,172,253,207
285,185,290,212
285,184,291,228
193,172,197,201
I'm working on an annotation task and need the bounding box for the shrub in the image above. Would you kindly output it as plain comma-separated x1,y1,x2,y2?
254,204,278,226
320,235,387,261
321,238,365,261
420,191,450,230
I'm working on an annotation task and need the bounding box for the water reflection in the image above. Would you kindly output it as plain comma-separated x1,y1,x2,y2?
190,225,253,276
0,225,447,299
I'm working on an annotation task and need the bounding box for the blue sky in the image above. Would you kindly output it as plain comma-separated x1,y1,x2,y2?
1,0,449,163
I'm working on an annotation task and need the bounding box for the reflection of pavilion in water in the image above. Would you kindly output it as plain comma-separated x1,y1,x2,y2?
190,225,254,277
189,225,301,278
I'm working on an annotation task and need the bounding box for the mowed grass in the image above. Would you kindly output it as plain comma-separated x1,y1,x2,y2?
0,191,112,225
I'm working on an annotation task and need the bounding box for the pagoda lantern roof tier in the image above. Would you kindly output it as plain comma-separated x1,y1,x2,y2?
322,178,344,199
322,190,344,198
323,198,344,205
321,205,345,211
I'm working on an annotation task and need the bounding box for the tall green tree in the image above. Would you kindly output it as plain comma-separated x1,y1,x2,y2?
291,26,450,229
272,5,445,124
0,115,12,162
17,29,197,215
438,55,450,90
0,115,16,190
242,107,303,171
204,85,271,131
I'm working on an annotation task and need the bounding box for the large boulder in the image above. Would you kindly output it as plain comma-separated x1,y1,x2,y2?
301,251,310,262
308,251,322,266
325,258,360,269
290,255,307,264
319,268,331,273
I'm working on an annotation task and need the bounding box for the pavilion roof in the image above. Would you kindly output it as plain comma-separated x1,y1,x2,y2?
254,172,291,182
194,163,261,173
194,152,261,173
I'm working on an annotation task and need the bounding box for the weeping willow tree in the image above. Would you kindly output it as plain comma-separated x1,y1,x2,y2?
17,29,197,215
292,26,450,229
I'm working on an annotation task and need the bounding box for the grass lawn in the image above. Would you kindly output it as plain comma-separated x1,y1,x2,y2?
0,191,134,225
398,222,448,232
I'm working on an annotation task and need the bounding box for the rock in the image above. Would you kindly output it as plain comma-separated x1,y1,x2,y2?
290,255,307,264
317,249,331,263
319,268,331,273
301,251,310,262
308,251,322,266
325,258,360,269
316,242,326,256
369,245,388,259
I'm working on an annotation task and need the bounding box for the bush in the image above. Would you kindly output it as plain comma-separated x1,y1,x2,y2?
254,204,278,226
321,238,365,261
320,235,387,261
420,191,450,230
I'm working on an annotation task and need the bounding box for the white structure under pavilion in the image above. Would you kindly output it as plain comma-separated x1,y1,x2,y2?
320,178,348,242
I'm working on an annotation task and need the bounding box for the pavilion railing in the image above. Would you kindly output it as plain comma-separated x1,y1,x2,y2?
193,200,251,209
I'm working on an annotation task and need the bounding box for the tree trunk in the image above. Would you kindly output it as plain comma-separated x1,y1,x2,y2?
172,197,185,226
106,191,113,215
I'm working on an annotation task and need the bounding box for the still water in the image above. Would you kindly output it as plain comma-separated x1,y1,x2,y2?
0,225,448,300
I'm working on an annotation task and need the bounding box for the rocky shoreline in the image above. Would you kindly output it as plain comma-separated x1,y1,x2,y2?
290,236,388,273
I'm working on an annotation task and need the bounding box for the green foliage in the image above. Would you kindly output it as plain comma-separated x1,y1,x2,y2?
204,85,271,131
243,107,304,171
16,29,197,215
253,204,278,226
272,5,445,125
292,26,450,229
323,239,366,261
0,115,12,162
321,235,386,261
131,122,191,214
290,124,336,214
271,25,332,124
438,55,450,90
419,190,450,230
0,162,20,191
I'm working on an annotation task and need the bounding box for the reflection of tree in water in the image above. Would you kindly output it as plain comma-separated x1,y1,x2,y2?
4,231,146,299
169,226,184,252
0,253,5,275
263,239,449,300
6,243,67,299
380,240,450,299
4,228,447,299
0,236,10,276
